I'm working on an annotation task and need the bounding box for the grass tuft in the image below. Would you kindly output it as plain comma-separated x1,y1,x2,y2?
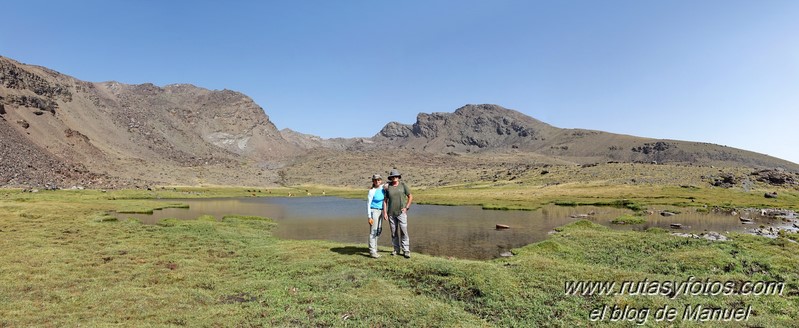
610,214,646,224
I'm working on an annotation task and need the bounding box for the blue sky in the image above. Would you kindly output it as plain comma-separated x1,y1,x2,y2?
3,1,798,164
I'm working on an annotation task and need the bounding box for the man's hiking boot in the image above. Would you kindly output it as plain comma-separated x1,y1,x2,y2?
403,252,410,259
370,253,381,258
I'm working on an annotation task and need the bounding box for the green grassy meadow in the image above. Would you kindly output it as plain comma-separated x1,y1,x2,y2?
1,184,798,327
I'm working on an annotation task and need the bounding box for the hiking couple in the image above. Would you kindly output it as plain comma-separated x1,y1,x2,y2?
367,169,413,259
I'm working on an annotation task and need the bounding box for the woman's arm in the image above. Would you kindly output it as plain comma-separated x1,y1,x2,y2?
367,188,375,218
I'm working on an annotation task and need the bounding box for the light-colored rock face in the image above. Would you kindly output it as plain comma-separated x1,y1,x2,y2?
205,132,251,152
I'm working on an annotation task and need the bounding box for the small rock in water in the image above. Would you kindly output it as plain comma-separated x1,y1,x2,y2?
499,251,514,257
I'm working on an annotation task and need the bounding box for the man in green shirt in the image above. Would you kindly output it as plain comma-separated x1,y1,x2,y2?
382,169,413,258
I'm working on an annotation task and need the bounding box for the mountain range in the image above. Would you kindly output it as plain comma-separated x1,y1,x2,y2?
1,55,797,188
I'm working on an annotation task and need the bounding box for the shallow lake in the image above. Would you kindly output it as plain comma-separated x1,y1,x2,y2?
117,197,779,260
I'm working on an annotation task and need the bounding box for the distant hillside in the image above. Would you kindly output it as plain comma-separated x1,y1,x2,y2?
1,55,797,188
279,128,367,150
368,104,799,170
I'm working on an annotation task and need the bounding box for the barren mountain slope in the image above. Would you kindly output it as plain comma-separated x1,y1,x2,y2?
1,56,297,187
0,117,116,187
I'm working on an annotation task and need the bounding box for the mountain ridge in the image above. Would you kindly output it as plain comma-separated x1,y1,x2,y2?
366,103,797,170
1,55,797,188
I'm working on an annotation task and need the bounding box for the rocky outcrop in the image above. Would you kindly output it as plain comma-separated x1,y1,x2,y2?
0,58,72,101
374,104,556,152
64,128,90,142
5,94,58,114
709,173,739,188
378,121,413,139
751,169,797,186
631,141,674,154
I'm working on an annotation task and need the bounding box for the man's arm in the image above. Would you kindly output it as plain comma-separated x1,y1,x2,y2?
382,196,388,220
404,194,413,211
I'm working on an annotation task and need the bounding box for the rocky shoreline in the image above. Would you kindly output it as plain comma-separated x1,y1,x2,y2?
669,207,799,241
740,208,798,239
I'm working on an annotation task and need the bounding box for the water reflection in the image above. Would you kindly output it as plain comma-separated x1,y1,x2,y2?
117,197,760,260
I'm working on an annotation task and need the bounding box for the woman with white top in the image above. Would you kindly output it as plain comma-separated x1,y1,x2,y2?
366,174,386,258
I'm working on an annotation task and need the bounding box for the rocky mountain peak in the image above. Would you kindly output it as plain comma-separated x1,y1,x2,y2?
378,121,413,139
453,103,510,115
374,104,557,151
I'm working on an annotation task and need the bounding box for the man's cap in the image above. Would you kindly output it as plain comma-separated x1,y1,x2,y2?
388,169,401,179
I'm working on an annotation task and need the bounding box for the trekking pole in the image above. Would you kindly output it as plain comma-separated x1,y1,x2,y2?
376,213,383,236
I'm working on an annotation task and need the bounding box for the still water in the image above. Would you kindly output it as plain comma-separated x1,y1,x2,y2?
118,197,763,260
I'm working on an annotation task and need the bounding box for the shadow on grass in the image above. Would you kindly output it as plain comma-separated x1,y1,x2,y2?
330,246,372,258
